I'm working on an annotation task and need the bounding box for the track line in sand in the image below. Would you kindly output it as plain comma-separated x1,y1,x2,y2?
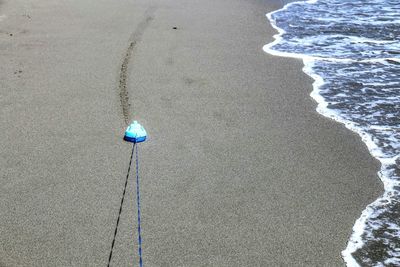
108,6,156,266
118,7,156,125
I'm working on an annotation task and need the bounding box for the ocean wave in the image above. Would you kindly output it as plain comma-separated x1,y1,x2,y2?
264,0,400,266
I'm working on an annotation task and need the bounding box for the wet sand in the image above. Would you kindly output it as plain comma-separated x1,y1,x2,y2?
0,0,382,266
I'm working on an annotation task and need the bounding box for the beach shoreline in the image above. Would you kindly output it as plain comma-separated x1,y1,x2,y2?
0,0,383,265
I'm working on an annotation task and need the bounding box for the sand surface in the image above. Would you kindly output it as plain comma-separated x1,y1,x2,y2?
0,0,382,266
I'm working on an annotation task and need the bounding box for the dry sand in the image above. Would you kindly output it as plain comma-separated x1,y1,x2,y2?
0,0,382,266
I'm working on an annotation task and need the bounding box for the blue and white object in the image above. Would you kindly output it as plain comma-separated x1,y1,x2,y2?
124,121,147,143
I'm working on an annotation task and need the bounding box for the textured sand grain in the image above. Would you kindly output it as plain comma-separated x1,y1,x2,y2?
0,0,382,266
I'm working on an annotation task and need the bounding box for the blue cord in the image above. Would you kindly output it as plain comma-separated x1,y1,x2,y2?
135,144,144,267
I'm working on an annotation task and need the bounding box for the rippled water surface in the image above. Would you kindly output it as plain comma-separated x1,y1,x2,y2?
264,0,400,265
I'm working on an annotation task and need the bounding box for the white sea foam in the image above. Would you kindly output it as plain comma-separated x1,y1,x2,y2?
264,0,400,265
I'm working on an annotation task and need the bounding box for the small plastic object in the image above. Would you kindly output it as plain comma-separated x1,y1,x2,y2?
124,121,147,143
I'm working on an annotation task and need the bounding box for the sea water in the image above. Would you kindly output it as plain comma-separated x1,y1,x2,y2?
264,0,400,266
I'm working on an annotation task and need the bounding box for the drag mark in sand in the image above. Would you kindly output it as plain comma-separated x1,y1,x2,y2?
118,7,156,125
109,8,156,266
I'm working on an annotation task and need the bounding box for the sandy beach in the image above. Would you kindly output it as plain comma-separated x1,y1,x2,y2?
0,0,383,266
